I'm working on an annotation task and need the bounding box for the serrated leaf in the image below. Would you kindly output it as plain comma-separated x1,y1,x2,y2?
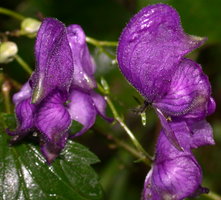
0,113,103,200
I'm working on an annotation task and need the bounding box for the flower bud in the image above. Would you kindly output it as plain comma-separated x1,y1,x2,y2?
100,77,109,94
21,18,41,36
0,41,18,63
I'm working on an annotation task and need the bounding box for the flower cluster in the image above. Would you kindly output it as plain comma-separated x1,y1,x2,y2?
8,18,111,164
117,4,215,200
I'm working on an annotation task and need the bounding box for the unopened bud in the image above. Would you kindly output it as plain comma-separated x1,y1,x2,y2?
100,77,109,94
21,18,41,36
0,41,18,64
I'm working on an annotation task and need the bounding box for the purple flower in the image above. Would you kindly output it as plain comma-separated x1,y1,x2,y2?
142,120,214,200
117,3,216,198
117,4,215,149
8,18,111,164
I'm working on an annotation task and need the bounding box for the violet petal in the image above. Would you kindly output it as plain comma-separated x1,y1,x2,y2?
7,97,35,136
155,108,182,151
147,156,203,200
156,120,214,161
13,81,32,105
207,97,216,116
90,91,113,122
32,18,73,103
154,58,210,120
67,24,96,91
188,120,215,148
35,90,71,144
67,89,97,137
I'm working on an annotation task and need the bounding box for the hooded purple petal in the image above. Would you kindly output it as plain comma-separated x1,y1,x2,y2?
32,18,73,103
90,91,113,122
154,58,211,119
117,4,206,102
67,89,97,137
35,91,71,145
67,24,96,91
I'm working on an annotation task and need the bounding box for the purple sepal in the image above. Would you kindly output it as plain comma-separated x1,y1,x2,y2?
35,90,71,143
155,108,182,151
67,24,96,91
7,98,36,136
13,81,32,105
117,4,206,102
143,156,204,200
188,120,215,148
90,91,113,122
207,97,216,116
154,58,211,119
32,18,74,103
156,120,214,161
67,89,97,137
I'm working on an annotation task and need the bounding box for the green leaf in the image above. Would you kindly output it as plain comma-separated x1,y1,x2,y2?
0,113,103,200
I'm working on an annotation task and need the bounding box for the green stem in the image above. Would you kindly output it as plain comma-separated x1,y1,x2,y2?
14,55,32,75
204,191,221,200
0,7,25,21
104,95,153,165
86,36,118,47
94,127,149,165
110,131,150,165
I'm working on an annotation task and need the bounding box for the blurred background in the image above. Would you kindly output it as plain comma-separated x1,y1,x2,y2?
1,0,221,199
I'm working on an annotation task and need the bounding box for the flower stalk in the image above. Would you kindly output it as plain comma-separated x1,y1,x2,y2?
98,82,152,165
86,36,118,47
204,192,221,200
0,7,25,21
14,55,32,75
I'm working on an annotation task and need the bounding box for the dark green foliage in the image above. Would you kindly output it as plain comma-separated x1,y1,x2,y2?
0,113,103,200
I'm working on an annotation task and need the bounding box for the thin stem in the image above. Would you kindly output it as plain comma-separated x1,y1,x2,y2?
204,191,221,200
86,36,118,47
94,127,150,165
100,47,116,60
86,37,117,60
0,7,25,21
104,95,153,165
14,55,33,75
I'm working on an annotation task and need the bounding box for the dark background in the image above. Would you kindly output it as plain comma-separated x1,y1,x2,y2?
1,0,221,199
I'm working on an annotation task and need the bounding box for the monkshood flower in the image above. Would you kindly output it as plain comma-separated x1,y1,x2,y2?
7,18,111,164
117,4,215,149
142,120,214,200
